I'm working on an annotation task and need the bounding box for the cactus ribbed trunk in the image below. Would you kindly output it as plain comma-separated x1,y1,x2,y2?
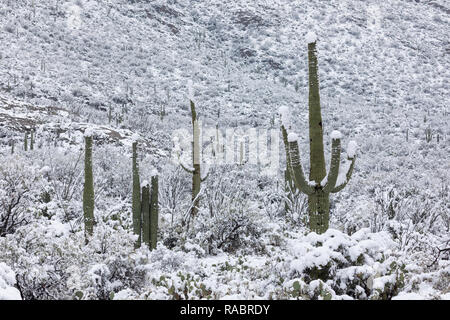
24,132,28,151
308,191,330,234
307,41,329,233
132,141,141,247
30,130,34,150
83,135,95,241
308,41,326,184
149,175,159,250
141,183,150,246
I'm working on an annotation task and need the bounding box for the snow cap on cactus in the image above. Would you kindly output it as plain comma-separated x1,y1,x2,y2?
131,133,140,142
84,127,95,137
150,167,158,177
278,105,290,128
347,140,358,158
330,130,342,140
187,79,194,101
305,31,317,44
141,180,149,188
287,132,298,142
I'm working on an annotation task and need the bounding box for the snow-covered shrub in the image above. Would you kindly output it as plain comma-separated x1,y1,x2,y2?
279,228,406,299
194,168,265,255
0,262,21,300
0,216,143,300
0,156,41,236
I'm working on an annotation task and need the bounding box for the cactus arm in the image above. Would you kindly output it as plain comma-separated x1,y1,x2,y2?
331,155,356,193
281,125,290,164
179,161,194,174
201,163,210,182
323,135,341,193
288,139,314,195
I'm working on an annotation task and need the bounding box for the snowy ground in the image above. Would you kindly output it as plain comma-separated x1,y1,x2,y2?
0,0,449,300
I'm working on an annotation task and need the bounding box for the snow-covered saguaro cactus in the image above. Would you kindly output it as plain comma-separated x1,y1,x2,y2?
149,175,159,250
131,140,141,247
83,128,95,241
24,131,28,151
140,174,159,250
30,129,34,150
179,82,209,221
140,181,150,246
282,33,357,234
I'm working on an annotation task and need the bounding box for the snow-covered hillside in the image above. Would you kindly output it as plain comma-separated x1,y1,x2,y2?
0,0,448,300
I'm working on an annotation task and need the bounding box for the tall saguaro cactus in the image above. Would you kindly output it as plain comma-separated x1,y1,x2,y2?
141,176,159,250
282,34,357,234
30,129,34,151
24,132,28,151
132,141,141,247
83,131,95,241
180,99,209,220
149,175,159,250
141,181,150,246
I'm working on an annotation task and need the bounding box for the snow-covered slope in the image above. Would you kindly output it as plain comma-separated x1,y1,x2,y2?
0,0,448,300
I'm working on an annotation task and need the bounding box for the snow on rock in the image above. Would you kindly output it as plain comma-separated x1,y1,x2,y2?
347,140,358,158
0,263,21,300
330,130,342,140
305,31,317,44
287,132,298,142
278,106,290,128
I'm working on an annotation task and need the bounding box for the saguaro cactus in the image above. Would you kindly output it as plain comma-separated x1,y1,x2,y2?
83,130,95,240
30,129,34,151
179,98,209,220
140,175,159,250
132,141,141,247
281,33,357,234
24,132,28,151
141,181,150,246
149,175,159,250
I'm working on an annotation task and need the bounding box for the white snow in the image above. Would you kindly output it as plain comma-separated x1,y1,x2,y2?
330,130,342,140
305,31,317,44
187,79,194,101
141,180,149,188
150,168,158,177
0,263,21,300
347,140,357,158
287,132,298,142
278,105,290,128
84,127,95,137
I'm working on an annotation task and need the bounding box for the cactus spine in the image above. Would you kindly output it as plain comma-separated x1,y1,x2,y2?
132,141,141,247
283,36,357,234
83,133,95,240
149,175,159,250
